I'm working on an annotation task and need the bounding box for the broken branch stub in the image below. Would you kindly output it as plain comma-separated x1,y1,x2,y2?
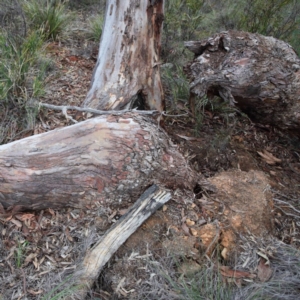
72,185,171,299
185,30,300,132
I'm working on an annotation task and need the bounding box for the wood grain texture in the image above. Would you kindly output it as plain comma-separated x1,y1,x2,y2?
0,113,198,211
83,0,165,112
185,30,300,131
72,185,171,298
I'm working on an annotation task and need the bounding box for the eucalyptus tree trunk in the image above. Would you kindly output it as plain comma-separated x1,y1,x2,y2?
83,0,165,112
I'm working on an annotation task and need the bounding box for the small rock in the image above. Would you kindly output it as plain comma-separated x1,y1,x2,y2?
186,219,195,226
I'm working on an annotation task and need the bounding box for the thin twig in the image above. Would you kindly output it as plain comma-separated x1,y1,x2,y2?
21,268,27,296
273,198,300,214
161,111,189,117
274,205,300,219
37,102,159,118
271,189,298,201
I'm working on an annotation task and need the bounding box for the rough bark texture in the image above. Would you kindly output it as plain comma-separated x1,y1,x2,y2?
184,30,300,131
83,0,164,112
0,113,198,211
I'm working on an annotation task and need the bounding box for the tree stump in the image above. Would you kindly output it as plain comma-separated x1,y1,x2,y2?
185,30,300,132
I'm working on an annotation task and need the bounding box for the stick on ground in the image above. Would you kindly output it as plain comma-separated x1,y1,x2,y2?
72,185,171,299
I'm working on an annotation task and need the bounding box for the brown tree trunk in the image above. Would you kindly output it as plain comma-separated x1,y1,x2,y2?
83,0,165,112
0,113,198,212
184,30,300,132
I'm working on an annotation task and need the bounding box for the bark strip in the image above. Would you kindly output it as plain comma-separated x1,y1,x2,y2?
72,185,171,298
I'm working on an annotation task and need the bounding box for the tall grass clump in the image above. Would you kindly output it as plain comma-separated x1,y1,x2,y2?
0,31,49,105
0,32,48,105
162,63,190,108
0,18,50,143
88,14,104,41
0,1,45,143
137,255,233,300
163,0,204,64
22,0,73,41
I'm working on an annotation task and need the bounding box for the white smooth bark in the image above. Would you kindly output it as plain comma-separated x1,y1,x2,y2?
83,0,164,112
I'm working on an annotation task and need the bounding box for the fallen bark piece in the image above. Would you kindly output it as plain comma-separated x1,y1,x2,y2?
185,30,300,132
72,185,171,299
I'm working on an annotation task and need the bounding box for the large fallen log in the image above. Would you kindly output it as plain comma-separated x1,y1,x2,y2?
0,113,199,212
184,30,300,131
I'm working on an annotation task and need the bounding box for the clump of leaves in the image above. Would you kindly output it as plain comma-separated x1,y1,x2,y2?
22,0,73,41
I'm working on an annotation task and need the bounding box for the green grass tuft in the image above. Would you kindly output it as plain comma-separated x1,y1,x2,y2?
22,0,73,41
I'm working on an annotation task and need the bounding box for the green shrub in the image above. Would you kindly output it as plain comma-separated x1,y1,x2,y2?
22,0,73,41
162,0,204,64
197,0,300,53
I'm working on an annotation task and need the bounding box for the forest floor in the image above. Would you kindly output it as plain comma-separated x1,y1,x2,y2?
1,8,300,300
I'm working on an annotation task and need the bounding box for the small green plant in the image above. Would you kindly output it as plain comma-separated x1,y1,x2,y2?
14,240,29,268
162,63,190,106
0,29,50,143
22,0,73,41
88,14,104,41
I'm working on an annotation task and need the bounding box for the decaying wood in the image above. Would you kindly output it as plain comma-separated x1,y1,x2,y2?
0,113,199,211
72,185,171,299
83,0,165,112
185,30,300,131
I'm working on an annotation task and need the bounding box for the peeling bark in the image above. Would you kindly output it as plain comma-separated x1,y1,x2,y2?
83,0,165,112
185,30,300,131
0,114,198,211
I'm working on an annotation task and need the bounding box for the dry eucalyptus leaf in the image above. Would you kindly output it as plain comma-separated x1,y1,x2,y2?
257,150,281,165
257,258,273,282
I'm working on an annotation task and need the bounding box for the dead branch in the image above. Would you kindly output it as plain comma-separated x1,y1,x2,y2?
71,185,171,299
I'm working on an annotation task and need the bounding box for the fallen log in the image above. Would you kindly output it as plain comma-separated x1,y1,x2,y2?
70,185,171,299
184,30,300,132
0,113,199,211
